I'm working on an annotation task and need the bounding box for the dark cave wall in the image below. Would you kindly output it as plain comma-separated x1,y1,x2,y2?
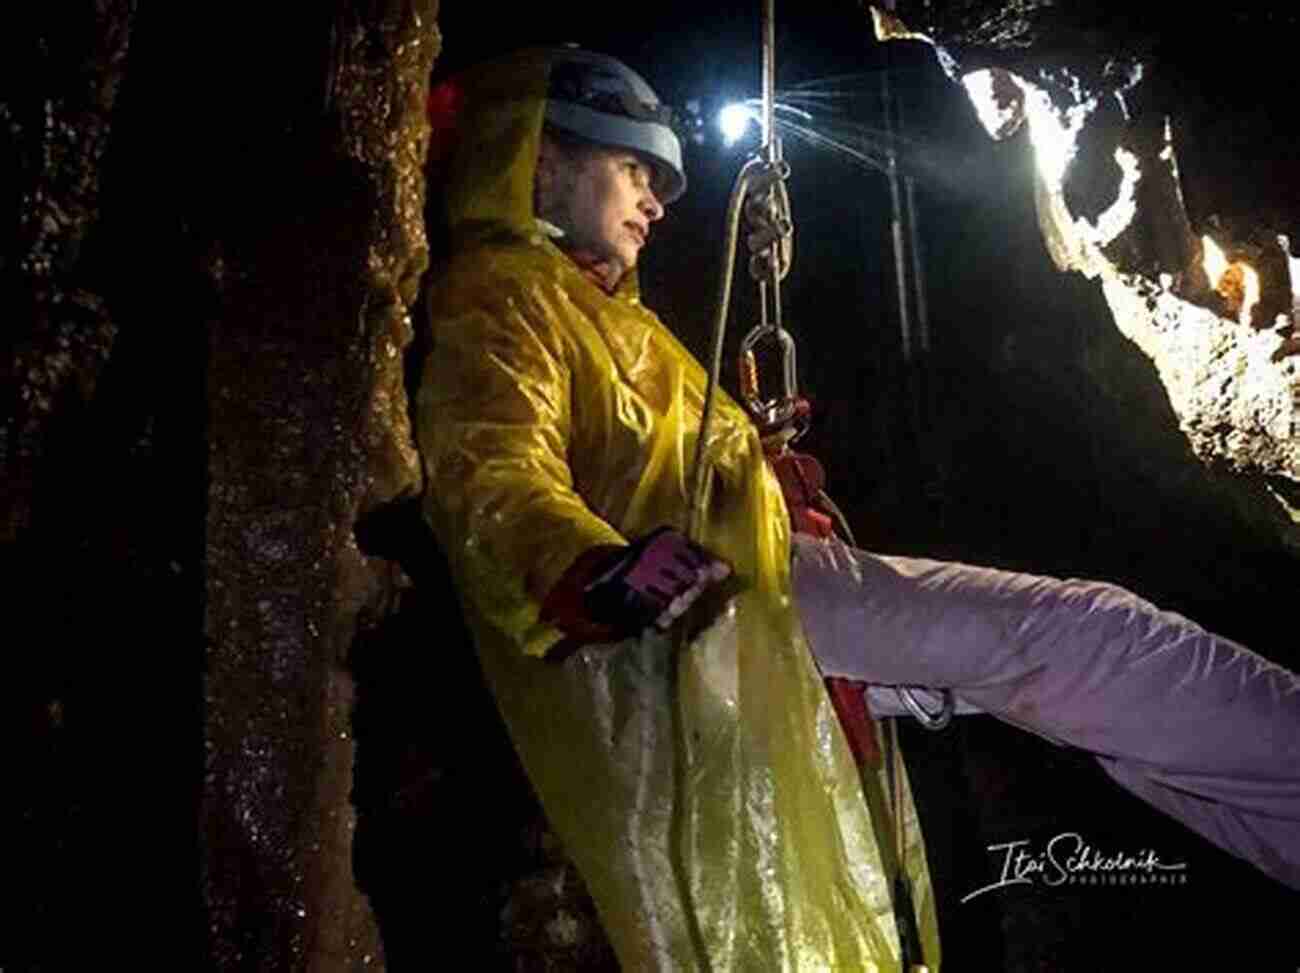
2,3,174,966
5,2,439,969
199,4,436,966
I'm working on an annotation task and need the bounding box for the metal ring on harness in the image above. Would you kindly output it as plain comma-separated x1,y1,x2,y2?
896,686,955,731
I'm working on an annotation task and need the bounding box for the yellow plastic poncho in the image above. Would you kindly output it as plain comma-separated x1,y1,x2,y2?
417,49,940,972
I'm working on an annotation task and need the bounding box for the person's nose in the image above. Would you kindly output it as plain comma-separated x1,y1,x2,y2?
639,188,664,223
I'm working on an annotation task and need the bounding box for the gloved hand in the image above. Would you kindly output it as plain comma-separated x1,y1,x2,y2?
584,526,732,635
540,527,731,648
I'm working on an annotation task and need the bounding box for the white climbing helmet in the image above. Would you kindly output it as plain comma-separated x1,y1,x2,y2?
541,46,687,204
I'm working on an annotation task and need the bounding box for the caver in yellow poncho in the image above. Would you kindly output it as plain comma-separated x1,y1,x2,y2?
417,49,941,971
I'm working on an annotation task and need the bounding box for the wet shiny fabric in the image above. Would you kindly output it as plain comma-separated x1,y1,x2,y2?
791,533,1300,891
418,50,939,971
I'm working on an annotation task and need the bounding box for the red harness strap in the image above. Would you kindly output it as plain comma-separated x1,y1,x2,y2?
764,435,881,770
766,447,835,539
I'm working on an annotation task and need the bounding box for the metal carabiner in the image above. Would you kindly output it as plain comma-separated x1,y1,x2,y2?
895,686,955,731
739,321,799,429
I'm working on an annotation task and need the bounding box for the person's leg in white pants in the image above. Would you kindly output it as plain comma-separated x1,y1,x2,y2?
790,533,1300,890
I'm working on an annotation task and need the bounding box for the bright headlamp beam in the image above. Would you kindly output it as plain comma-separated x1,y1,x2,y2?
719,102,759,146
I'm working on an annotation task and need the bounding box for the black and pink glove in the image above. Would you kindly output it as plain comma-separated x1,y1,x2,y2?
584,526,731,634
541,527,731,648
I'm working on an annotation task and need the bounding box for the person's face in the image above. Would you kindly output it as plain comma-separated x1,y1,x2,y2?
541,142,666,277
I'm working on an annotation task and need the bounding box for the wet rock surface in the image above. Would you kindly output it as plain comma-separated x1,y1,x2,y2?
880,2,1300,490
196,4,438,969
5,2,440,970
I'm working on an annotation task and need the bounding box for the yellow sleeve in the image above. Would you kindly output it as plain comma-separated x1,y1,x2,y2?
417,292,626,658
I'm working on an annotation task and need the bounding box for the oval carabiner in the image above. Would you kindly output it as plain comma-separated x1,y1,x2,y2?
739,322,799,428
896,686,955,731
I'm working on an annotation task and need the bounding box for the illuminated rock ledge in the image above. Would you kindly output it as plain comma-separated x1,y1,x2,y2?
874,6,1300,492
